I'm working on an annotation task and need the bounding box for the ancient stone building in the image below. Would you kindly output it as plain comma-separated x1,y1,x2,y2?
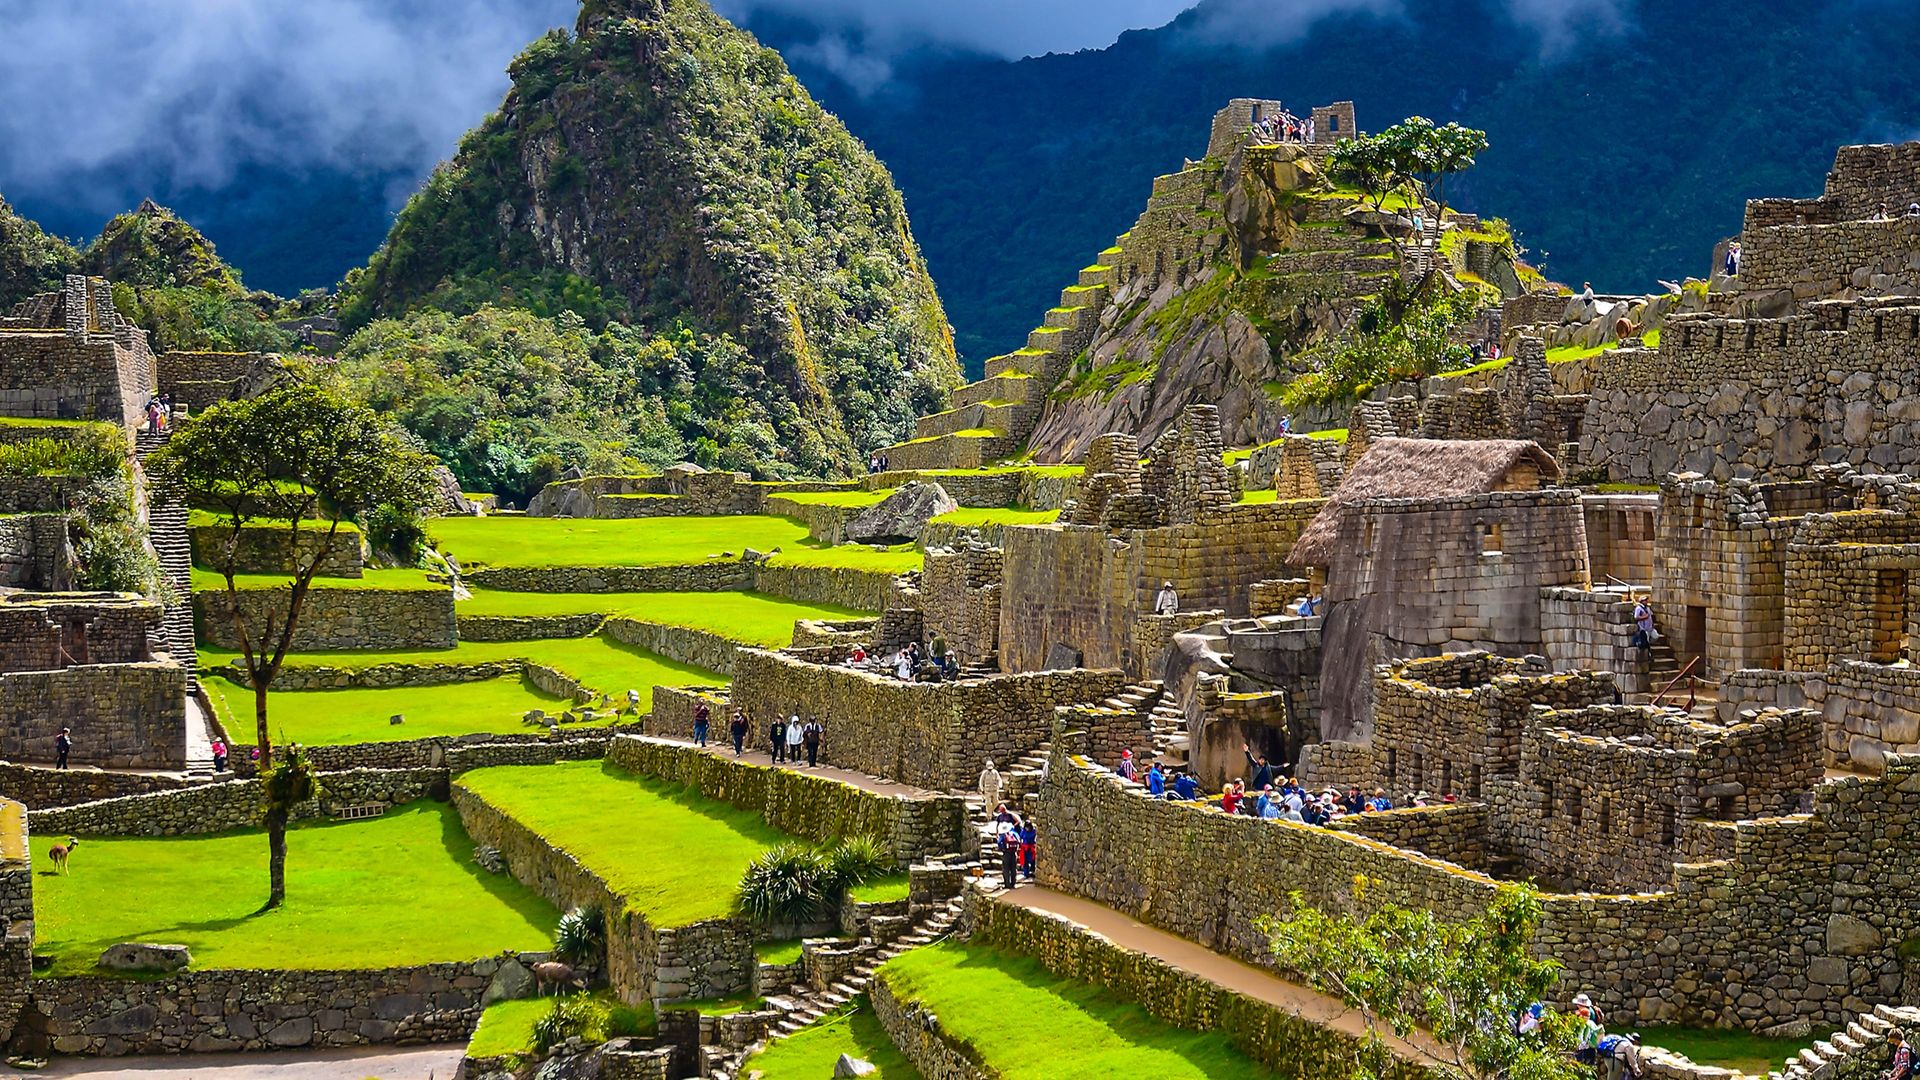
1290,438,1590,740
920,534,1002,665
0,276,155,434
0,594,186,769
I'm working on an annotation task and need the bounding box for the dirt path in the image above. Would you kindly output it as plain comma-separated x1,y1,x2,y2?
22,1044,463,1080
638,735,939,798
994,885,1448,1065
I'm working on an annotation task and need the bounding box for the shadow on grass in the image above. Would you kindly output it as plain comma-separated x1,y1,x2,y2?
436,799,564,936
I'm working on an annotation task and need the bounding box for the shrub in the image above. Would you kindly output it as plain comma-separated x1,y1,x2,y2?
0,428,123,480
533,995,594,1053
825,835,892,888
554,905,605,964
363,502,428,565
737,844,831,923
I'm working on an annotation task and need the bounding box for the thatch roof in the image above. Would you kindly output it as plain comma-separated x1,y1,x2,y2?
1287,438,1561,566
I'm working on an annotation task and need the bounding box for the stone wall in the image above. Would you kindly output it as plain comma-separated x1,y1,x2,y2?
456,612,604,641
156,350,285,411
605,736,968,862
0,474,98,515
868,970,986,1080
0,514,72,591
1326,803,1491,871
0,761,192,809
0,800,29,1047
1036,746,1920,1030
748,563,898,612
1539,587,1654,697
1783,508,1920,671
0,594,161,673
187,522,364,577
920,539,1003,664
728,648,1127,791
465,563,750,593
1724,661,1920,773
601,617,741,677
0,662,185,770
195,586,456,650
0,277,154,432
18,959,515,1055
998,501,1321,674
1582,493,1656,586
29,769,442,836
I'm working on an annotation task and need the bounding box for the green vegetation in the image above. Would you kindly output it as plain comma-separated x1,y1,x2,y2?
774,488,891,508
86,201,295,353
459,588,872,646
456,761,801,927
32,802,556,976
1264,882,1579,1080
427,514,922,574
1637,1027,1812,1075
0,196,79,309
0,427,122,480
1238,488,1278,505
339,3,960,482
190,567,441,592
468,992,654,1062
928,507,1057,528
739,1001,922,1079
918,464,1081,478
882,942,1276,1078
736,836,894,923
203,674,575,747
1282,286,1486,409
847,874,910,904
200,636,726,709
674,994,769,1017
754,939,805,965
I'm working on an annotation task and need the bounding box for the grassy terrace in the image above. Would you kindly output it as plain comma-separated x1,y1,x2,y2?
1223,428,1348,466
201,636,724,712
469,993,654,1062
1437,328,1663,380
458,588,871,646
205,673,578,747
917,464,1081,478
740,1001,921,1079
881,942,1276,1078
928,507,1058,528
427,515,922,574
772,488,892,508
456,761,797,928
190,567,440,591
33,803,556,976
1639,1027,1814,1075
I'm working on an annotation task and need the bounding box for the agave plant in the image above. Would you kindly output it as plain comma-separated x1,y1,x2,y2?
553,905,605,964
532,995,595,1053
824,835,892,889
736,844,831,923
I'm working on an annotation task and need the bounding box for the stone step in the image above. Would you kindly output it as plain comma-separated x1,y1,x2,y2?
1077,265,1114,289
1026,326,1073,353
1059,283,1110,310
1042,305,1089,330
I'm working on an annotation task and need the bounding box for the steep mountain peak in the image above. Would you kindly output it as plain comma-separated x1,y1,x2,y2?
84,199,245,293
343,0,961,478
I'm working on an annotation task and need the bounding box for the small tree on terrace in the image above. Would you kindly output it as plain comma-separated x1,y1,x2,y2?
1261,879,1582,1080
1328,133,1407,212
147,377,435,909
1378,116,1489,224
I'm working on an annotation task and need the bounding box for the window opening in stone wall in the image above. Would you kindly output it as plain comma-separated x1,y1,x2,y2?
1566,789,1583,826
1385,748,1398,789
1872,569,1911,663
1470,764,1482,799
1540,780,1554,819
1682,605,1708,672
1363,519,1376,553
1660,806,1677,846
1411,752,1425,793
1329,115,1340,132
1717,794,1735,819
1598,796,1612,835
1478,521,1504,556
1440,761,1453,798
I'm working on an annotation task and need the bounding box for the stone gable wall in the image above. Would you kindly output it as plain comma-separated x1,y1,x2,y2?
605,736,968,862
186,523,364,577
728,649,1126,791
195,587,455,651
1037,747,1920,1030
0,597,159,674
1783,509,1920,671
0,514,72,591
0,663,185,769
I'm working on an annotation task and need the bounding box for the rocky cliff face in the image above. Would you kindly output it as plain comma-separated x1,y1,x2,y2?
1025,144,1402,462
343,0,961,478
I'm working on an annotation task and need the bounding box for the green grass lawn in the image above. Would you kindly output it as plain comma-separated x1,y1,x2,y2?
427,515,921,574
774,489,892,508
880,942,1277,1079
928,507,1058,528
200,635,726,708
916,465,1082,478
458,589,872,647
847,874,910,904
190,567,441,592
754,939,804,965
467,992,655,1061
741,1000,922,1079
1237,489,1279,505
204,673,577,747
456,761,799,927
672,994,768,1016
1638,1027,1813,1075
32,802,556,976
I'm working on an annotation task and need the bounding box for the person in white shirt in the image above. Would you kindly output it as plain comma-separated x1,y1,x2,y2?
784,716,805,764
1154,581,1179,616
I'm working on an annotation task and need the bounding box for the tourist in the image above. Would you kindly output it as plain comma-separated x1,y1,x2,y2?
1579,282,1595,303
998,814,1022,889
1884,1029,1915,1080
729,710,748,755
1908,203,1920,218
210,738,227,773
1342,786,1365,815
1600,1032,1646,1079
1301,796,1328,826
626,688,641,714
1017,818,1036,879
1294,595,1318,617
1366,787,1393,812
894,649,913,681
785,715,805,764
1411,210,1424,238
1146,759,1166,797
54,726,71,770
768,715,788,763
1220,779,1244,815
802,719,823,767
692,699,711,747
1116,748,1138,782
1242,743,1274,790
1631,596,1657,652
1172,768,1200,801
1256,785,1279,819
979,759,1004,809
1154,580,1179,616
848,644,866,664
1573,997,1603,1068
1876,204,1893,221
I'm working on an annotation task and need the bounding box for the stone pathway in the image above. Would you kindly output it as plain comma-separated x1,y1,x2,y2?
642,735,938,798
991,885,1446,1064
23,1044,463,1079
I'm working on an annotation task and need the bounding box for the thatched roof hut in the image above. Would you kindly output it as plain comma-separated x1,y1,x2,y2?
1287,438,1561,566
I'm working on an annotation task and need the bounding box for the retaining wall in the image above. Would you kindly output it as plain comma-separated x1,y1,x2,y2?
195,587,455,651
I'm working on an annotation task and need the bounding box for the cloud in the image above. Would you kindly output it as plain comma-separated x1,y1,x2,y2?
1179,0,1404,49
1500,0,1632,55
0,0,575,212
713,0,1197,62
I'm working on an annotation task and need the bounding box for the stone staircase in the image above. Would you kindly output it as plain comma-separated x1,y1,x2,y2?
709,895,965,1080
878,256,1119,470
1149,693,1192,772
134,429,197,695
1766,1003,1920,1079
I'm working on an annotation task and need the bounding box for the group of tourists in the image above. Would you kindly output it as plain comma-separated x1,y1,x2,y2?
1111,742,1427,823
866,451,891,474
1567,994,1647,1079
841,640,961,683
718,706,823,767
989,802,1036,889
143,393,173,434
1722,240,1742,278
1250,110,1314,145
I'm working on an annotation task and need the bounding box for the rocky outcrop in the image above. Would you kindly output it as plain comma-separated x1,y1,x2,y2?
845,481,957,544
